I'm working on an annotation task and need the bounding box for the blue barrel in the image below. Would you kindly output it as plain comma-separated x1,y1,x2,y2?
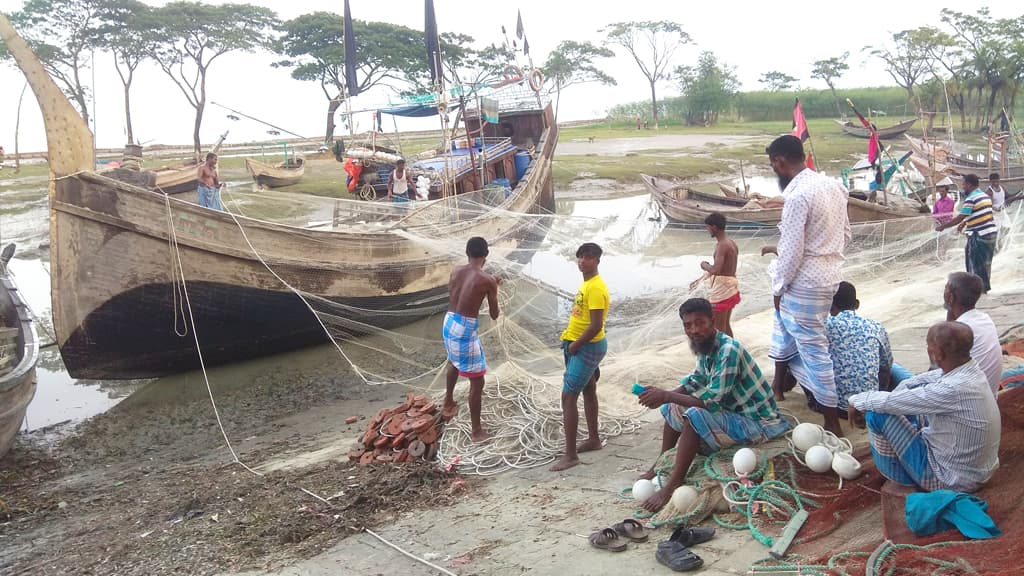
514,150,530,180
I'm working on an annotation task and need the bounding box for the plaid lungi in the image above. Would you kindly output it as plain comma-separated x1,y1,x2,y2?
660,404,790,455
443,311,486,378
866,411,943,491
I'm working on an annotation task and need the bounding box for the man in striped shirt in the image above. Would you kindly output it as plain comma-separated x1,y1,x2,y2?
848,321,1000,493
936,174,998,292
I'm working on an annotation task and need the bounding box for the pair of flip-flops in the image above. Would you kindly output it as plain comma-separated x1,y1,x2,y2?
589,519,650,552
655,525,716,572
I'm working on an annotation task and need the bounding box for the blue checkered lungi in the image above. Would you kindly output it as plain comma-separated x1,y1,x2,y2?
661,405,790,455
866,411,943,491
443,311,486,377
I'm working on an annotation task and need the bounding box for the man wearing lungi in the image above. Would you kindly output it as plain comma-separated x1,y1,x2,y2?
443,237,501,442
766,135,851,436
848,322,1000,492
551,243,610,471
636,298,788,512
937,174,998,292
691,212,740,337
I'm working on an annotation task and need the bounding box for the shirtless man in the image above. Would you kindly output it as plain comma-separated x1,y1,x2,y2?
443,236,501,442
692,212,740,336
197,152,223,210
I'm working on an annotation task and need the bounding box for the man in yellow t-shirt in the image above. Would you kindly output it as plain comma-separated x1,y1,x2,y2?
551,242,610,472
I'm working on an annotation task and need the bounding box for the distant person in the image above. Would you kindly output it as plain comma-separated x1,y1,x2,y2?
848,321,1000,493
636,116,641,131
551,242,610,472
931,177,956,225
387,159,416,202
196,152,223,211
442,237,502,442
824,282,893,414
986,172,1021,250
636,298,787,512
764,134,851,436
0,145,5,169
690,212,740,337
936,174,997,292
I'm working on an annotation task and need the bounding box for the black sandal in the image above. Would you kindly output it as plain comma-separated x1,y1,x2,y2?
668,525,716,547
656,541,704,572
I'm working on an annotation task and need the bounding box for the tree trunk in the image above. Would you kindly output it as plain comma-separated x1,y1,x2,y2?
648,80,659,128
193,68,208,158
985,87,998,129
554,84,562,121
828,84,841,117
124,80,134,144
325,95,343,144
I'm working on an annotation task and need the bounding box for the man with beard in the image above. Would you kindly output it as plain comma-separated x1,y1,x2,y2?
765,135,851,436
636,298,788,512
690,212,740,337
848,321,1000,492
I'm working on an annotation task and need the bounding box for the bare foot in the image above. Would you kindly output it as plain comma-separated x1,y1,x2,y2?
774,392,786,402
470,429,492,443
576,438,602,453
642,488,672,512
638,468,657,481
442,402,459,420
549,455,580,472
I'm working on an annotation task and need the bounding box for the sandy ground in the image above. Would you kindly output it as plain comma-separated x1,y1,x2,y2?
558,134,758,156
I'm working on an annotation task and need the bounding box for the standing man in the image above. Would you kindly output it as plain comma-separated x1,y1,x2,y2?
443,237,501,442
196,153,223,211
986,172,1021,250
937,174,997,292
765,134,851,436
931,177,956,225
388,159,416,202
691,212,740,337
551,242,610,472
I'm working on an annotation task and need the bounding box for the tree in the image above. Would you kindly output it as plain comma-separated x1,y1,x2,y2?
276,13,426,144
811,53,849,117
94,0,156,144
602,21,691,128
6,0,105,127
758,71,796,92
541,40,616,119
867,31,931,109
675,51,738,126
148,2,278,155
906,25,966,129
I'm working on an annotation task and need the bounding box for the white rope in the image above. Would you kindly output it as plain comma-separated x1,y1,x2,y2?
363,528,459,576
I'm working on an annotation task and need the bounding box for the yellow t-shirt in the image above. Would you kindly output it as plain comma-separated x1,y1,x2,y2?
560,275,610,342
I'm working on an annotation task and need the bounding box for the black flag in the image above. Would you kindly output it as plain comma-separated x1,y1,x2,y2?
425,0,441,84
343,0,360,97
516,10,524,39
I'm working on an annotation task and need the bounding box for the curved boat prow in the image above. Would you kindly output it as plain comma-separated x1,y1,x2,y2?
0,13,94,175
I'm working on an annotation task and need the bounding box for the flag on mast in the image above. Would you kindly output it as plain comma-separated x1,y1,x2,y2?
424,0,441,84
343,0,360,97
516,10,529,55
791,98,815,171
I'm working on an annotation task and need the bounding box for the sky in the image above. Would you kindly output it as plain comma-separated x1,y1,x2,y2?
1,0,1021,153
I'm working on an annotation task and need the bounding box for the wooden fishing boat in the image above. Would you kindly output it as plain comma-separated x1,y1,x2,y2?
0,245,39,459
836,118,918,139
0,16,557,379
245,157,306,188
904,136,1024,185
641,175,749,207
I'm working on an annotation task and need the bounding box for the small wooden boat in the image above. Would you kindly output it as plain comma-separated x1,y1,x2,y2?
245,157,306,188
641,175,748,207
0,244,39,459
836,118,918,140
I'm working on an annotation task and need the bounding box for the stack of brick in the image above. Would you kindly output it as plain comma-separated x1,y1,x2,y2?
349,392,442,464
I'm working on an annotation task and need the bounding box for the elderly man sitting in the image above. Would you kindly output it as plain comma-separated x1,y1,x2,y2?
848,322,1000,492
637,298,789,512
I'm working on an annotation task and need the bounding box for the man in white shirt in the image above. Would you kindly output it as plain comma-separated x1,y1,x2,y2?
764,135,852,435
849,321,1000,493
986,172,1021,251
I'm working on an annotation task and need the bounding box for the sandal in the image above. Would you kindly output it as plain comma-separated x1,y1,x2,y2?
655,541,704,572
668,525,716,547
589,527,627,552
611,518,649,543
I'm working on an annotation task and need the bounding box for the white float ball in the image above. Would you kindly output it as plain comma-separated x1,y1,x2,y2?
671,485,699,513
805,445,834,473
831,452,863,480
632,479,656,501
792,422,824,452
651,476,664,490
732,448,758,476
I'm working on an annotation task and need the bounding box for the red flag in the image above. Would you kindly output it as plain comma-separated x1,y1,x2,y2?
847,99,880,165
807,153,816,171
791,98,809,142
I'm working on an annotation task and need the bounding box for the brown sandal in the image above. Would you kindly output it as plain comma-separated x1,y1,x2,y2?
611,518,649,543
589,527,627,552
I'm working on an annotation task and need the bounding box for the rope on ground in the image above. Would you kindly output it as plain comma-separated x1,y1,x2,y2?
363,528,458,576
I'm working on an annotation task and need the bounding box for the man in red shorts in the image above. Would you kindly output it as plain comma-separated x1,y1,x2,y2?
692,212,740,337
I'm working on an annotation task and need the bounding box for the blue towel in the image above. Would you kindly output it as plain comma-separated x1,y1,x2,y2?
905,490,1001,539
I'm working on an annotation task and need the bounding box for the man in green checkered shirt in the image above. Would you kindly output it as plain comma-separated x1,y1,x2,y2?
636,298,789,512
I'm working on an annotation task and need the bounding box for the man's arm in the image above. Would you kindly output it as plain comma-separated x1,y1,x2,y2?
700,242,727,275
569,308,604,353
485,276,501,320
638,387,707,410
387,174,394,197
848,377,959,416
770,195,809,296
937,212,967,231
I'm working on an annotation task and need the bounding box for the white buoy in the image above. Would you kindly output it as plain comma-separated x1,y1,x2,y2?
671,485,699,513
632,479,656,501
792,423,824,452
651,476,664,490
732,448,758,476
831,452,863,480
805,445,834,473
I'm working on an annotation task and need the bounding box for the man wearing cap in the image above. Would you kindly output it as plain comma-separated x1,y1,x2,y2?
825,282,893,415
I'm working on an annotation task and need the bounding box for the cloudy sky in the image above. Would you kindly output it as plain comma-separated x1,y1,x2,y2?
0,0,1020,152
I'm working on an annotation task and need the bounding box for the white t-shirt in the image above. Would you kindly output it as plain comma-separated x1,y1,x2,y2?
988,185,1007,227
957,308,1002,394
391,169,409,196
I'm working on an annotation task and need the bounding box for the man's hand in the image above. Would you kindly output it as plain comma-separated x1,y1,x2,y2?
773,295,781,311
700,261,712,273
935,221,944,232
847,404,865,428
495,275,504,287
568,340,582,355
637,388,668,409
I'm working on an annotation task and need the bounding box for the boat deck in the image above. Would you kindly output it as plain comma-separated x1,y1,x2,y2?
413,138,516,180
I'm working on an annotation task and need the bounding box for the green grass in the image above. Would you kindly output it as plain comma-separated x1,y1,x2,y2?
552,154,729,187
0,163,50,181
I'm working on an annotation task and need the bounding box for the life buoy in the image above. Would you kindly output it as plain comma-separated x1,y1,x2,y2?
528,68,544,93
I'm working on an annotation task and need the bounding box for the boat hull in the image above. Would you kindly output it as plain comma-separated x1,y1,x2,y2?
245,158,305,188
838,118,918,139
0,275,39,458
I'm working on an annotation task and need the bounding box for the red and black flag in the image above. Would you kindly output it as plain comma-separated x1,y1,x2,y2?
846,98,882,186
791,98,815,170
343,0,360,97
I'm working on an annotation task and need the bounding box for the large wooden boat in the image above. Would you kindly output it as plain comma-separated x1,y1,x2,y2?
904,136,1024,185
836,118,918,139
0,15,557,379
245,157,306,188
0,245,39,459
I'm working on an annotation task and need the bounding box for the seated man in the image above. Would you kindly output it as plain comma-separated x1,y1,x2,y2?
891,272,1001,395
825,282,893,414
848,322,1000,492
637,298,789,512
